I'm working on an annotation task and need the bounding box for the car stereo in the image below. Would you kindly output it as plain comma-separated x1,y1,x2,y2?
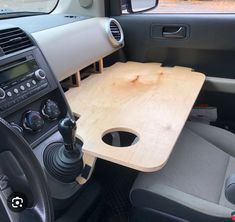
0,55,49,111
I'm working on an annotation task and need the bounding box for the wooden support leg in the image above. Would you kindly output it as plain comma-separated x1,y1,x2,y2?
93,59,104,74
76,153,97,185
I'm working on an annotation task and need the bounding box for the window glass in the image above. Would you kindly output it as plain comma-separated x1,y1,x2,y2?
0,0,58,14
122,0,235,13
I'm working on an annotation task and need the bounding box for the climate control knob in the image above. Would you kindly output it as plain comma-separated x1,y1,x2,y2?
41,99,61,120
34,69,46,81
23,111,44,132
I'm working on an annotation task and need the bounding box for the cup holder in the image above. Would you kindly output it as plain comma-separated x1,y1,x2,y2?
102,128,139,147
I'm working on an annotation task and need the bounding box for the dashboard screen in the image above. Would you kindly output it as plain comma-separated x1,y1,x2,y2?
0,60,38,84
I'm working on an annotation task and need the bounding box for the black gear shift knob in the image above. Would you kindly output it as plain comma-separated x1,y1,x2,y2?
58,117,77,151
44,117,84,183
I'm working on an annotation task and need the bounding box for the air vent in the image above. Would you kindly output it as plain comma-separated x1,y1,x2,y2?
0,27,33,55
110,21,121,41
107,19,124,47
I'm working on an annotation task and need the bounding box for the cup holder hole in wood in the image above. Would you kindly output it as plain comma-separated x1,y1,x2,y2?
102,128,139,147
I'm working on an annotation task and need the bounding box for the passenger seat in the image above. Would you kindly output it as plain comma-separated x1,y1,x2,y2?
130,122,235,222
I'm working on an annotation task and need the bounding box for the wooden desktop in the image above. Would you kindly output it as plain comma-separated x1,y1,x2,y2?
65,62,205,172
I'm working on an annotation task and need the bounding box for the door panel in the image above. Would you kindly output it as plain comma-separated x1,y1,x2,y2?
115,14,235,79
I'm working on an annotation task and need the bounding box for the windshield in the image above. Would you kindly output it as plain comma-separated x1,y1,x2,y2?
0,0,58,14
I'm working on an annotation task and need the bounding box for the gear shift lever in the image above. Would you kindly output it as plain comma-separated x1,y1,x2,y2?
58,118,77,152
44,116,84,183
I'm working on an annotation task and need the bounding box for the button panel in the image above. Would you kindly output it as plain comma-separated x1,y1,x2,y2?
0,81,48,111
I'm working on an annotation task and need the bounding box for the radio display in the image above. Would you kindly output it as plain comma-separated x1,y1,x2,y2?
0,60,38,84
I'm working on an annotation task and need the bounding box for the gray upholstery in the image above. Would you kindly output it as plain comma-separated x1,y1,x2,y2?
225,175,235,205
186,122,235,157
131,122,235,221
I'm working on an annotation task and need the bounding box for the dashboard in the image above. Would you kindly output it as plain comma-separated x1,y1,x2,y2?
0,14,124,206
0,14,124,81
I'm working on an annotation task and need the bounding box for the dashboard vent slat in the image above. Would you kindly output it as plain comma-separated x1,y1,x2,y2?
0,27,34,56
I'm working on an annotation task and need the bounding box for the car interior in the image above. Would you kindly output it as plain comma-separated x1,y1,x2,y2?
1,0,235,221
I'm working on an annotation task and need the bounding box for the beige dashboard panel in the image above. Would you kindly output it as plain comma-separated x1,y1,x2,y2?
32,17,122,81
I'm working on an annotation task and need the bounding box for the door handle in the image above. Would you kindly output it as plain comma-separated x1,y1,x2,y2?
162,27,186,39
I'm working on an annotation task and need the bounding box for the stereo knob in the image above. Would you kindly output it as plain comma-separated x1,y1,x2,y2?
23,111,44,132
35,69,46,80
0,88,6,100
41,99,61,120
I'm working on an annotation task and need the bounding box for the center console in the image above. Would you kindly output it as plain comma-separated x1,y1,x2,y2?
0,28,85,212
0,48,70,147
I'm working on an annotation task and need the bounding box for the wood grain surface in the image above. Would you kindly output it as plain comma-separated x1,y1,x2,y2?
65,62,205,172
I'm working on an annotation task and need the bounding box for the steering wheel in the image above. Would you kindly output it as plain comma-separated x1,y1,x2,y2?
0,118,53,222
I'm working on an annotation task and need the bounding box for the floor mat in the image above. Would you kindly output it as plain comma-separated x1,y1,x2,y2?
86,160,138,222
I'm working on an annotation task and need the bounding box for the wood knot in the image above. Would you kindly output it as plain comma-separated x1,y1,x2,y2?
130,75,140,83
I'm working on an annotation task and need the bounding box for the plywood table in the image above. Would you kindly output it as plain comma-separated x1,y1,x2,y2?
65,62,205,172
